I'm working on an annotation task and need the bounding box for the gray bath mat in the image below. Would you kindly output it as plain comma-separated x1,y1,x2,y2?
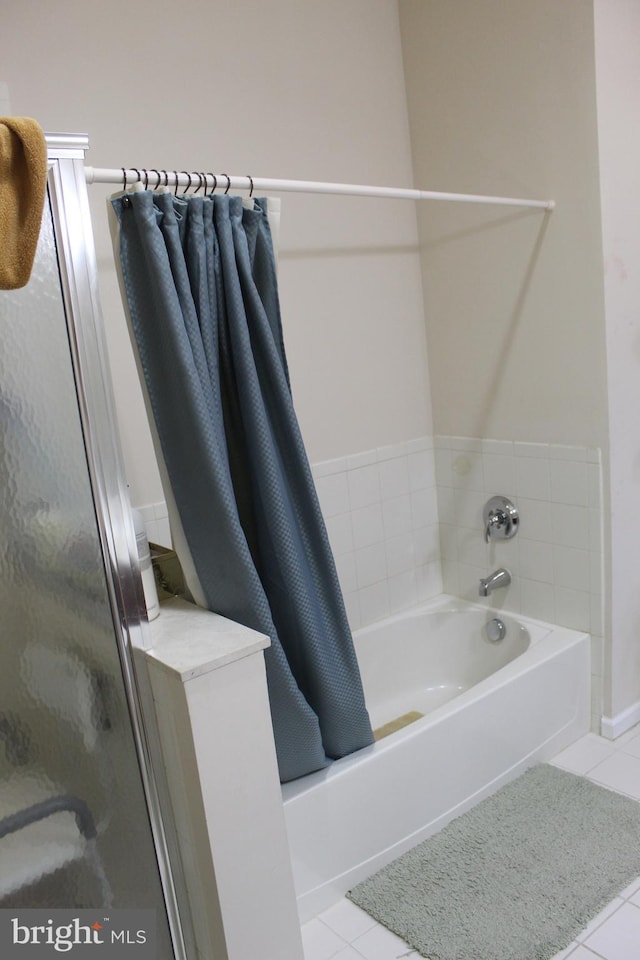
348,763,640,960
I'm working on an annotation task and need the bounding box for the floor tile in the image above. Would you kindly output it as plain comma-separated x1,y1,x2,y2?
563,946,608,959
301,918,349,960
318,900,379,943
333,947,371,960
582,902,640,959
617,876,640,899
617,730,640,760
551,734,618,775
588,752,640,800
575,899,624,942
351,922,419,959
550,943,581,959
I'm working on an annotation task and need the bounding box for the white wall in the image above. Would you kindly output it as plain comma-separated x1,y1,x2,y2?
399,0,608,449
398,0,612,725
594,0,640,722
2,0,431,505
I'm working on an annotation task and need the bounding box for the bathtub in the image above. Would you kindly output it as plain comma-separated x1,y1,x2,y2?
281,594,590,921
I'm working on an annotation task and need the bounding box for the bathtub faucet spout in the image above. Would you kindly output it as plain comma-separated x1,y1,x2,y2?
479,568,511,597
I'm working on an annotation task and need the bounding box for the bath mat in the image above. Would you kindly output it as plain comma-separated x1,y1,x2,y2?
348,763,640,960
373,711,424,741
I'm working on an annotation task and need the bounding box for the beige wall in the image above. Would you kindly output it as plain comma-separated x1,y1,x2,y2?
3,0,431,505
399,0,608,449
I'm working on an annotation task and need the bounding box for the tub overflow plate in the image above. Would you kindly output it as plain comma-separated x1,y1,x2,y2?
485,618,507,643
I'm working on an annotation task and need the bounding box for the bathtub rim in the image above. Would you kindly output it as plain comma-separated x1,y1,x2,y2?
282,594,587,803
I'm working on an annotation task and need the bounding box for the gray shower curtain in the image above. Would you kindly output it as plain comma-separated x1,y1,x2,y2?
111,190,373,782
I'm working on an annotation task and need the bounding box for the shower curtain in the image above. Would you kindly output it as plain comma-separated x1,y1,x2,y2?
111,190,373,782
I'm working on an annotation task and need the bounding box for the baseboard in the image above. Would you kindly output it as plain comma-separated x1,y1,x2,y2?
601,700,640,740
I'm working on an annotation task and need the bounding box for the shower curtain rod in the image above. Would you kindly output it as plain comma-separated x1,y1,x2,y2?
84,166,555,210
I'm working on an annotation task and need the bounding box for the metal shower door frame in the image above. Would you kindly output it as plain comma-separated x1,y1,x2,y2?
45,133,187,960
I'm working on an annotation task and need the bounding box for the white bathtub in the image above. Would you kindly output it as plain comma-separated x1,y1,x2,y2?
282,594,590,921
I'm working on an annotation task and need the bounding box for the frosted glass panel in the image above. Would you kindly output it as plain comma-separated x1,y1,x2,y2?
0,197,173,952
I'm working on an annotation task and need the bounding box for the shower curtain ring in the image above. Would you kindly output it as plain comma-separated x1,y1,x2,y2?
150,169,161,190
223,174,231,194
193,172,203,194
122,167,128,190
173,171,179,196
132,168,141,184
181,171,192,194
247,175,254,198
162,170,169,189
143,169,149,190
207,174,217,197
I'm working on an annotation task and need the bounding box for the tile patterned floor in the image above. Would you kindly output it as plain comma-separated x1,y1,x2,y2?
301,725,640,960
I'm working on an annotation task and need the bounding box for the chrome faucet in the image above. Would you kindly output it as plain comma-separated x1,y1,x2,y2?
479,568,511,597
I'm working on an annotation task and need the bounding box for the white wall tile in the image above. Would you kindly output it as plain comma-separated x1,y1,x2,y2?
457,526,489,568
453,489,484,530
342,591,361,632
377,442,407,462
347,449,377,471
313,456,347,478
554,585,590,631
355,542,387,588
316,472,350,518
314,435,601,640
358,581,390,624
347,464,380,509
414,524,440,565
314,437,441,628
552,545,591,591
481,438,514,456
436,486,455,524
521,578,555,621
517,497,553,542
408,449,435,491
519,538,553,583
378,455,409,499
382,495,413,539
451,451,483,490
385,532,415,577
406,436,433,454
351,504,385,550
441,559,459,594
550,459,590,505
482,453,516,495
417,561,443,599
514,441,549,458
411,486,438,528
334,552,358,595
550,503,590,549
325,513,354,556
388,569,418,613
439,523,458,562
434,447,453,487
516,456,550,501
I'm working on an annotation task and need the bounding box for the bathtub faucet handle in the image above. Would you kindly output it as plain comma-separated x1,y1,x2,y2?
484,511,505,543
483,496,519,543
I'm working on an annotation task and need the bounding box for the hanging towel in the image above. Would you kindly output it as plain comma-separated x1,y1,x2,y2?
0,117,47,290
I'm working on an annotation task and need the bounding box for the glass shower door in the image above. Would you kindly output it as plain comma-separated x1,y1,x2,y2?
0,180,176,954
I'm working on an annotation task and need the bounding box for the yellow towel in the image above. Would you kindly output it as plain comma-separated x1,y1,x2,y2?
0,117,47,290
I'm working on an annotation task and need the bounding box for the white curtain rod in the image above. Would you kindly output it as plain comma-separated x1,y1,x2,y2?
84,166,555,211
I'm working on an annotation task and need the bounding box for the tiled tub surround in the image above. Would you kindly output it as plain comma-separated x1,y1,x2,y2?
436,435,604,729
136,500,171,550
311,439,443,632
135,434,604,729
